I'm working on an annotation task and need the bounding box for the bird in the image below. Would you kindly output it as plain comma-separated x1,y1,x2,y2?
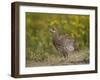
49,27,75,59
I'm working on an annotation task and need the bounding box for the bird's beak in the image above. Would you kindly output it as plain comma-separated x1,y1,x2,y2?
48,28,52,32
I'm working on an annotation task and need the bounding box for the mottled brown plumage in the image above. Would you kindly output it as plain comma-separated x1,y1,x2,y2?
49,27,75,58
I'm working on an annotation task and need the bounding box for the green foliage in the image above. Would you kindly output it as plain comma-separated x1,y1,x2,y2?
26,12,89,63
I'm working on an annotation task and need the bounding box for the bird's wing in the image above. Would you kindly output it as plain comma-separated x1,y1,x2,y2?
64,38,75,52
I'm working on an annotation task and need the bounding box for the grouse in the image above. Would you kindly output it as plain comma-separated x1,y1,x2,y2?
49,27,75,58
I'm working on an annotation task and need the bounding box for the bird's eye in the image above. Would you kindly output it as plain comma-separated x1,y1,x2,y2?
52,28,55,30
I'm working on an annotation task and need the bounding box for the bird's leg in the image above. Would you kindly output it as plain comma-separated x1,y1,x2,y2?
64,53,69,63
62,53,68,61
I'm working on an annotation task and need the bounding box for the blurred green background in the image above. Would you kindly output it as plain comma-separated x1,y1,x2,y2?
26,12,89,66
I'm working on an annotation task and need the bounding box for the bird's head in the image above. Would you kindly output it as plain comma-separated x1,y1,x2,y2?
48,27,57,33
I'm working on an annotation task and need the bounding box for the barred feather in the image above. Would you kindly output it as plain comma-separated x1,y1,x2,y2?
49,27,75,58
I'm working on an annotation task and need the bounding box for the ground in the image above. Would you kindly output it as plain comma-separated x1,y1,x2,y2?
26,49,89,67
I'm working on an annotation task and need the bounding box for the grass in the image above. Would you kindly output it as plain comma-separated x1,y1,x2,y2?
26,12,90,67
26,48,89,67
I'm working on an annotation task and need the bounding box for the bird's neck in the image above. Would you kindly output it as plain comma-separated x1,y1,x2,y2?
53,32,60,40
